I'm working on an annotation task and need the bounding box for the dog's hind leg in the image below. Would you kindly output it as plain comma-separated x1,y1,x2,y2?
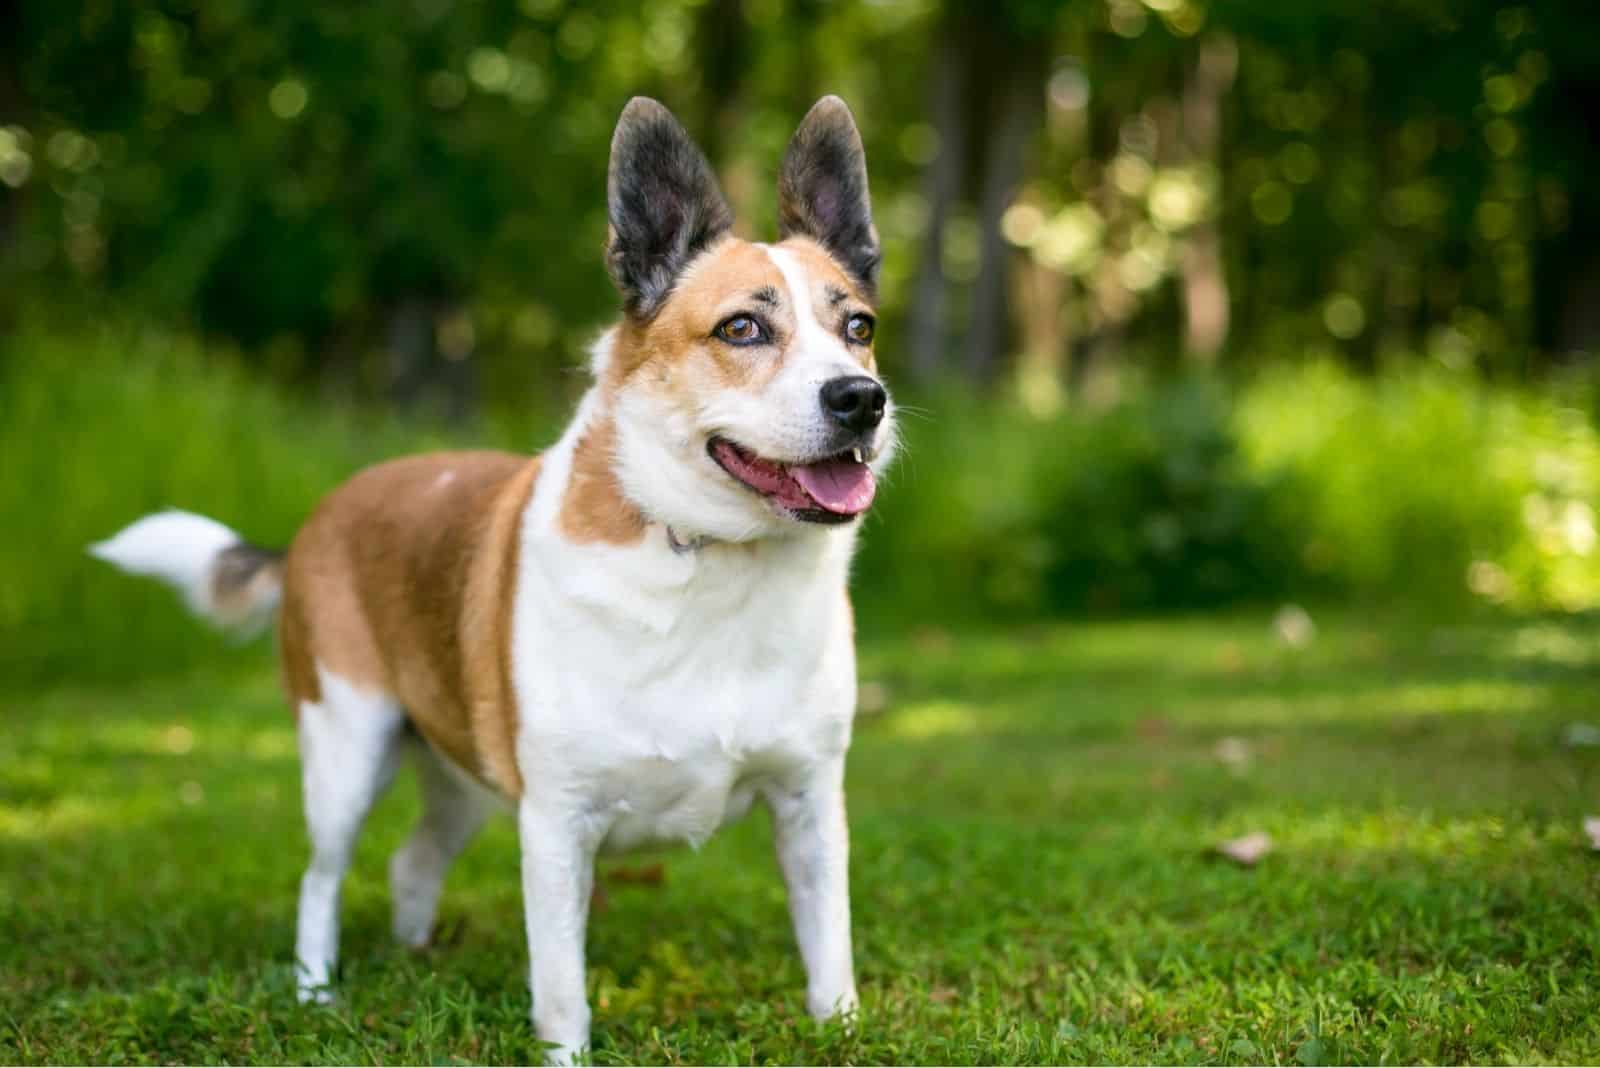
389,740,492,948
294,671,406,1003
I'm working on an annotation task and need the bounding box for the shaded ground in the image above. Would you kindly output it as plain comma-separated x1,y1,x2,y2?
4,613,1600,1064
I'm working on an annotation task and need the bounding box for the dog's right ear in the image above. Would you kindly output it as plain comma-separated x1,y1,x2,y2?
605,97,733,318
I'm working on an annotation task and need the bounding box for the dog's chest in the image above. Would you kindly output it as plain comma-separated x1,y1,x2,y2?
514,534,855,852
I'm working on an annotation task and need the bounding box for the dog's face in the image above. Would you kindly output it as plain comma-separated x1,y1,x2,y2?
599,97,897,542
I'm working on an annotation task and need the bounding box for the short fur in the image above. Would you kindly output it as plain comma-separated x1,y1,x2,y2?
778,96,882,296
92,95,894,1065
606,98,735,318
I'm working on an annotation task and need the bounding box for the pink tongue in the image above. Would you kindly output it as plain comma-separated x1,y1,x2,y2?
790,459,877,515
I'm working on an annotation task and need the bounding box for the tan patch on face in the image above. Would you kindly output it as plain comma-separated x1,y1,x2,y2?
559,415,647,544
279,451,541,797
609,238,794,392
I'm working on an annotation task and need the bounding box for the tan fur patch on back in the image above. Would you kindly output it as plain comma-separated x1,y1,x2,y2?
559,415,647,545
278,451,541,796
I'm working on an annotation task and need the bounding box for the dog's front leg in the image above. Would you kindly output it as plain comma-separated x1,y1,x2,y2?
770,759,858,1022
519,797,605,1065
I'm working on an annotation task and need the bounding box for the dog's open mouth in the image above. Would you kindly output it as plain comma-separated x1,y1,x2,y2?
708,437,876,523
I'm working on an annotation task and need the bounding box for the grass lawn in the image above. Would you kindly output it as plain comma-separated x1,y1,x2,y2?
4,612,1600,1064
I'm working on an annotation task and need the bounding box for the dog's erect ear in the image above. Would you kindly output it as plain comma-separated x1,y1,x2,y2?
777,96,880,297
605,97,733,318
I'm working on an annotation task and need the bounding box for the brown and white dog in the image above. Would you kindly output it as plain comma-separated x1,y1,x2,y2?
91,96,895,1061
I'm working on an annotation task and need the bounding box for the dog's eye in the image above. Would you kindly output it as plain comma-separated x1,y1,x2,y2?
715,316,765,345
845,314,875,345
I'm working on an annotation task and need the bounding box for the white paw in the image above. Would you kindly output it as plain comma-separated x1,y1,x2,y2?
391,908,435,949
807,985,860,1031
540,1038,588,1066
389,854,439,948
296,981,335,1006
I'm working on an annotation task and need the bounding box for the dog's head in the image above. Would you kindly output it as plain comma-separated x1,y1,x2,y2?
597,96,896,543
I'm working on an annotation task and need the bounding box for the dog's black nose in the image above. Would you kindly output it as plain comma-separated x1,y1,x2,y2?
820,375,887,433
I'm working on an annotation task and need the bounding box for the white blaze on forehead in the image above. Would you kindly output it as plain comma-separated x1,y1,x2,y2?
764,245,843,361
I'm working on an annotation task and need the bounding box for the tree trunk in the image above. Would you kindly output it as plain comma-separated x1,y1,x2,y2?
966,53,1045,383
387,297,478,425
694,0,748,169
907,21,968,383
1013,257,1070,415
1179,33,1236,363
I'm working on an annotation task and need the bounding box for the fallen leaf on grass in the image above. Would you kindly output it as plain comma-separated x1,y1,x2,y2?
1216,831,1273,866
607,862,666,886
929,987,958,1005
1274,603,1317,648
1584,817,1600,851
1135,715,1171,740
1213,736,1253,771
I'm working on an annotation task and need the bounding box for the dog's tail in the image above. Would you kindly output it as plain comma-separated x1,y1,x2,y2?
90,510,285,637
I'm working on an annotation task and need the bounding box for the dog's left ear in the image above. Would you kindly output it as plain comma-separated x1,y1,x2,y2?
777,96,880,297
606,97,734,318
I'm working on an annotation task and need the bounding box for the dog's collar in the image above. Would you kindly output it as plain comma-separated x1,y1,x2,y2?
666,526,711,554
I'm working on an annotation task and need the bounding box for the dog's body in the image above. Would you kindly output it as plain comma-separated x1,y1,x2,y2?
92,97,893,1061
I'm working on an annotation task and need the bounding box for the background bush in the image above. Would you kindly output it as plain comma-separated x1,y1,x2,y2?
860,358,1600,627
13,323,1600,689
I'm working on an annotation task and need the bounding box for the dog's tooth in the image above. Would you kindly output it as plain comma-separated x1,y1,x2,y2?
851,447,863,463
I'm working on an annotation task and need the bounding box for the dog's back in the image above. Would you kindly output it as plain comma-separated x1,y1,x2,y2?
280,450,539,796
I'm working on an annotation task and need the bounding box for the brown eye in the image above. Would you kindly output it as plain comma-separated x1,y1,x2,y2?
715,316,765,345
845,314,875,344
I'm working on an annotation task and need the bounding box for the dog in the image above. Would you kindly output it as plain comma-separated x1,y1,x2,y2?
91,95,895,1062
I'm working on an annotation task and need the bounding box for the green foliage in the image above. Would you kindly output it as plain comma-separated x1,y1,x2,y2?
861,378,1290,620
6,0,1598,392
860,361,1600,625
0,325,546,686
1236,360,1600,611
10,326,1600,690
6,615,1600,1063
2,0,939,386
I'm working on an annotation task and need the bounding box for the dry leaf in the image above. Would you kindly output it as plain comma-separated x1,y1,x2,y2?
1274,604,1316,648
929,987,958,1005
1213,736,1253,770
1136,715,1172,740
607,862,666,887
1583,817,1600,851
1217,831,1273,866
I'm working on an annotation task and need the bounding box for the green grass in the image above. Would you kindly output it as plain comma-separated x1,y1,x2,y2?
5,612,1600,1064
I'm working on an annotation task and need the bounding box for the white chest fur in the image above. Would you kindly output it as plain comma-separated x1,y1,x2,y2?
508,430,858,854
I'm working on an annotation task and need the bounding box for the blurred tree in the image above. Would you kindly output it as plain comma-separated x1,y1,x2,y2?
3,0,1599,406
